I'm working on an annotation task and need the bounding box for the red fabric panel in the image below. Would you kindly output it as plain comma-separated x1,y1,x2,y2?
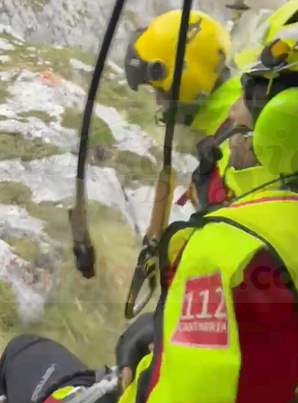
176,191,189,207
234,250,298,403
207,166,229,205
147,339,163,398
146,249,298,403
44,397,60,403
165,242,188,288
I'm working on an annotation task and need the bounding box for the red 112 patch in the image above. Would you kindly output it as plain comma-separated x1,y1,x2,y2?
172,272,229,348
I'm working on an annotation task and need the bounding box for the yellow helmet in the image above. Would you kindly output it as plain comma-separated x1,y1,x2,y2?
253,87,298,175
125,10,231,103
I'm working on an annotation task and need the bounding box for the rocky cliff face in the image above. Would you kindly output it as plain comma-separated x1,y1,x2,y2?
0,0,286,59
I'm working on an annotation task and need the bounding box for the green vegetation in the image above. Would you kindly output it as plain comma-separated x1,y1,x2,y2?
36,45,94,85
27,0,48,12
0,85,9,102
0,182,32,205
89,116,115,147
0,198,138,366
100,78,158,131
0,33,94,89
0,34,33,72
0,182,65,242
29,201,138,367
28,202,70,241
0,282,19,332
124,89,157,129
107,150,157,186
0,281,20,350
62,107,115,147
99,76,165,150
61,107,82,129
0,132,60,161
6,238,41,264
0,32,22,47
0,175,139,365
19,110,53,124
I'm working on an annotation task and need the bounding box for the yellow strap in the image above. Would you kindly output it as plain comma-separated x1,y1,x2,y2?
52,386,77,400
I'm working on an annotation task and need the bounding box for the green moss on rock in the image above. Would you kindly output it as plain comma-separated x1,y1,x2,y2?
0,85,9,102
0,282,19,331
19,110,54,124
6,238,41,264
107,150,157,186
62,107,115,147
27,0,48,12
0,182,32,205
0,132,60,161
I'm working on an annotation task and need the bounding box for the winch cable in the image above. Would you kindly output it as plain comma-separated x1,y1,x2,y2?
69,0,126,279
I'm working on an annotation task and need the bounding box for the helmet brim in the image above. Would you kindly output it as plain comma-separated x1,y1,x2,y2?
124,43,146,91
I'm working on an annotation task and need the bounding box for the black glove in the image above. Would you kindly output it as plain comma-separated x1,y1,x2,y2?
196,136,223,176
116,313,154,375
192,136,223,210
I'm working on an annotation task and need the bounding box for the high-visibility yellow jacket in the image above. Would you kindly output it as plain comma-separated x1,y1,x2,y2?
120,189,298,403
191,76,242,137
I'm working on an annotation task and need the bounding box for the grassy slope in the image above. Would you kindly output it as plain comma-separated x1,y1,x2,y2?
0,180,139,366
0,32,157,365
20,202,138,367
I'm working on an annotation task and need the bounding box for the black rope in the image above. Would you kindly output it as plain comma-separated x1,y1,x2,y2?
70,0,126,279
163,0,193,168
77,0,126,180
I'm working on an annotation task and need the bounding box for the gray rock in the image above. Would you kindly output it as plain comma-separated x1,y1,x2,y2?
0,0,285,62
